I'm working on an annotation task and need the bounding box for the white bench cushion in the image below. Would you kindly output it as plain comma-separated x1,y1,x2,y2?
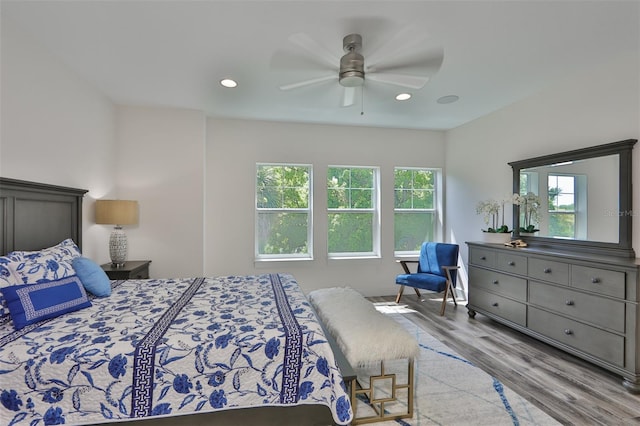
308,287,419,366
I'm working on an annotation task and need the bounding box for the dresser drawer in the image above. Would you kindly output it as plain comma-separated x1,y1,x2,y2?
469,266,527,301
571,265,625,299
470,247,496,268
528,307,624,367
528,258,569,285
469,289,526,326
495,252,527,275
529,281,625,332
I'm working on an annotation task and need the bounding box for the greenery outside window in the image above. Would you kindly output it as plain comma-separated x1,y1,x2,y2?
327,166,379,258
394,168,438,254
548,174,576,238
256,164,312,260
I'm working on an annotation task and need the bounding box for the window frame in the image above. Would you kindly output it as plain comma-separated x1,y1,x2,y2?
255,163,313,261
327,165,380,259
393,167,442,256
547,173,587,240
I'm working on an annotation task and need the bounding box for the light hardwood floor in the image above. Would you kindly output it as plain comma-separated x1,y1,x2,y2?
367,294,640,425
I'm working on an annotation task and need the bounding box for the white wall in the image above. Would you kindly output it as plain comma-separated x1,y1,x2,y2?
115,106,206,279
446,53,640,267
205,118,445,296
0,18,116,260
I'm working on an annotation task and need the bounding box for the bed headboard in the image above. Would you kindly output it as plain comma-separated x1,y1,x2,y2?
0,177,88,256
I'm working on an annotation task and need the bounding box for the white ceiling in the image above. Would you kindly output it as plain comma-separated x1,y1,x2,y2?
2,0,638,130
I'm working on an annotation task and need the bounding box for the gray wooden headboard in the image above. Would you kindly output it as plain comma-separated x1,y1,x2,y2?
0,177,88,256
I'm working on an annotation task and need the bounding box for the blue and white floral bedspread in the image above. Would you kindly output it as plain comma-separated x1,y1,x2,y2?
0,273,353,425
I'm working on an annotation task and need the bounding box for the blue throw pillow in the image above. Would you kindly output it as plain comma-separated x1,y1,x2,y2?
1,275,92,330
72,257,112,297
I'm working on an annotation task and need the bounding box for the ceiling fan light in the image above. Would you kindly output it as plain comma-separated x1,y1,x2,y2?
339,71,364,87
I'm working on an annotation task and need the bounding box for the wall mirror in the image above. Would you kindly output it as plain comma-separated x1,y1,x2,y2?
509,139,636,258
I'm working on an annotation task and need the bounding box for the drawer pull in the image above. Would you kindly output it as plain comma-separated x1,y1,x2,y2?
480,256,487,260
565,300,574,306
492,280,499,285
564,329,573,335
543,268,552,273
492,302,499,307
591,277,601,284
508,261,515,266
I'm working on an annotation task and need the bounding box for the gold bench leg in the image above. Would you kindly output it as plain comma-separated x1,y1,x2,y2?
351,358,414,424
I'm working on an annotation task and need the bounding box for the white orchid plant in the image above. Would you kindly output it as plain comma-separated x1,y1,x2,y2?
476,193,521,233
514,192,541,233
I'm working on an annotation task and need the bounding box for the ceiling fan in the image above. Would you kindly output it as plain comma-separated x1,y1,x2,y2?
275,31,444,107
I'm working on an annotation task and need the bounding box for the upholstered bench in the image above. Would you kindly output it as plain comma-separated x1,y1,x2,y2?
308,287,419,424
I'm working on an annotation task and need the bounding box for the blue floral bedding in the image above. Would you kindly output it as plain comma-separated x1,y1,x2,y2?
0,273,353,425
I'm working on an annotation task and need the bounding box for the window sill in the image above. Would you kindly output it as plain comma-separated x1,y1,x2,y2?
254,257,313,265
328,255,381,261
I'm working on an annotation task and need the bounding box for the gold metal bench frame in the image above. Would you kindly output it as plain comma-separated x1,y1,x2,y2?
347,358,414,424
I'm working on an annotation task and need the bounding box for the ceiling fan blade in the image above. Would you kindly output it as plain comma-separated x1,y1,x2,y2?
368,46,444,75
288,32,340,69
341,87,356,107
367,72,430,90
279,74,337,91
270,49,336,73
363,25,426,62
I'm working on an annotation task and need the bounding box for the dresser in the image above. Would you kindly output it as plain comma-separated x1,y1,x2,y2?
467,242,640,392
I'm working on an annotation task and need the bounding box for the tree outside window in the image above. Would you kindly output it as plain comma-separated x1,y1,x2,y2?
548,174,575,238
256,164,312,259
327,166,379,257
394,168,437,253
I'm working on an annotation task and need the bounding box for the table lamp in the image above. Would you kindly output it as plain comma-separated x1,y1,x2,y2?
95,199,139,267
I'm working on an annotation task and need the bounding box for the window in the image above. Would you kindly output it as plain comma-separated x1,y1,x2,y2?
548,174,576,238
394,168,438,253
256,164,312,260
327,166,379,258
519,171,539,195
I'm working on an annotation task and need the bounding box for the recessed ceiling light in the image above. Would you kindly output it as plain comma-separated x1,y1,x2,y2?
437,95,459,104
220,78,237,88
395,93,412,101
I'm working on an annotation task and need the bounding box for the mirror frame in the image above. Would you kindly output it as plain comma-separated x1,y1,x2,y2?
509,139,637,258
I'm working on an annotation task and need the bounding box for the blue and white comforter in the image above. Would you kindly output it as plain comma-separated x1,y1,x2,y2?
0,273,353,425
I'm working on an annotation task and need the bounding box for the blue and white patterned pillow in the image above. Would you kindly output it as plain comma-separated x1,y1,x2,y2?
9,254,76,285
1,239,81,321
0,275,92,330
0,254,24,320
9,238,81,262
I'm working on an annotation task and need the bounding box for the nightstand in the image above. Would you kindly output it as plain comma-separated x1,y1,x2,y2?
101,260,151,280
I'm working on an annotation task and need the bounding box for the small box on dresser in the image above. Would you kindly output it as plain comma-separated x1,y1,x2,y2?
466,242,640,393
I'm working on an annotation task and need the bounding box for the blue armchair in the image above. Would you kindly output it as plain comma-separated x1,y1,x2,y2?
395,242,460,315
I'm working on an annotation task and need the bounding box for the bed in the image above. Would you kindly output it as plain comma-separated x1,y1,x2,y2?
0,178,353,426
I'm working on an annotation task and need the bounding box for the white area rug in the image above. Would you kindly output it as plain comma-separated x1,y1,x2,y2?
353,305,561,426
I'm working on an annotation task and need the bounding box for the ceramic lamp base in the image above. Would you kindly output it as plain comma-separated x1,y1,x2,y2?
109,226,128,266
